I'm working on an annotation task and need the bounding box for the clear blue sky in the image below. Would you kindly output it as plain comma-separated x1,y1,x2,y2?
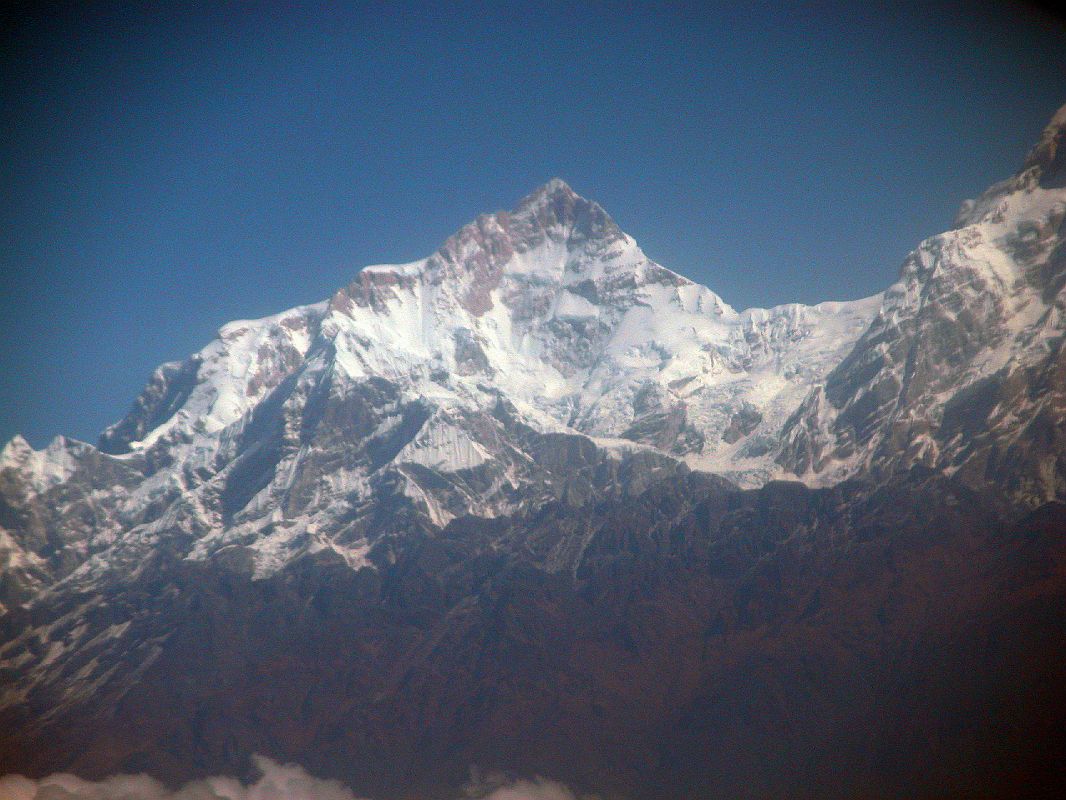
2,1,1065,448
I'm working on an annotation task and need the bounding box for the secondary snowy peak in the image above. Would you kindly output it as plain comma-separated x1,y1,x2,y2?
955,103,1066,228
0,433,145,612
1021,102,1066,188
97,301,326,456
780,103,1066,505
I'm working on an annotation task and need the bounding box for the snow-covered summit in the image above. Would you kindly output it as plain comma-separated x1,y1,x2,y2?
1,178,887,582
955,103,1066,228
258,179,875,483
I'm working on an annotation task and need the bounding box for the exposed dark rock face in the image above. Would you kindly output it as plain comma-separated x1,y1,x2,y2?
98,358,203,456
780,107,1066,509
722,403,763,443
0,476,1063,799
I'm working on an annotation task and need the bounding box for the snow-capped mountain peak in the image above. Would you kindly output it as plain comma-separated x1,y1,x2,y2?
1021,102,1066,187
313,180,872,481
0,178,888,582
5,107,1066,800
780,103,1066,505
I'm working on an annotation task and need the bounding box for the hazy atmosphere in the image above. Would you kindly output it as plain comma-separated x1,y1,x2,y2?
2,1,1065,447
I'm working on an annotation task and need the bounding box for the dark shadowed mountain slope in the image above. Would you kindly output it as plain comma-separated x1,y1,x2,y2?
1,474,1064,799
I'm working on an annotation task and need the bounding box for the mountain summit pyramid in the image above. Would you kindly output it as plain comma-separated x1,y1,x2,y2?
2,103,1066,800
5,102,1066,590
1,175,888,589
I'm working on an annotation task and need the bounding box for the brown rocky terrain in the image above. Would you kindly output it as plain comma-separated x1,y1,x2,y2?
2,471,1064,799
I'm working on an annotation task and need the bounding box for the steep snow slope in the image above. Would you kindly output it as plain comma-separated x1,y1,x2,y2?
780,104,1066,506
101,179,877,479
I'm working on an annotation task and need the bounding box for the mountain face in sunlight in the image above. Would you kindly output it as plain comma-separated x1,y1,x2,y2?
1,106,1065,800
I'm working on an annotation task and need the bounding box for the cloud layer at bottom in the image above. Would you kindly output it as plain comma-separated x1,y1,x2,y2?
0,756,582,800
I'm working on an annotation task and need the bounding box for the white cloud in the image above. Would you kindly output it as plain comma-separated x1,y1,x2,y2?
476,779,578,800
0,757,585,800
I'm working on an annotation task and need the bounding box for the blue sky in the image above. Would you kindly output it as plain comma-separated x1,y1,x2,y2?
2,1,1065,447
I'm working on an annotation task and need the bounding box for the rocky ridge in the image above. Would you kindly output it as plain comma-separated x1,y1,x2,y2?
779,105,1066,507
2,179,881,594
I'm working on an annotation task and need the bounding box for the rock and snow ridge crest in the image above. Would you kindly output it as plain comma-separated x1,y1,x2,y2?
0,177,885,582
9,178,878,484
778,104,1066,505
5,97,1066,584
